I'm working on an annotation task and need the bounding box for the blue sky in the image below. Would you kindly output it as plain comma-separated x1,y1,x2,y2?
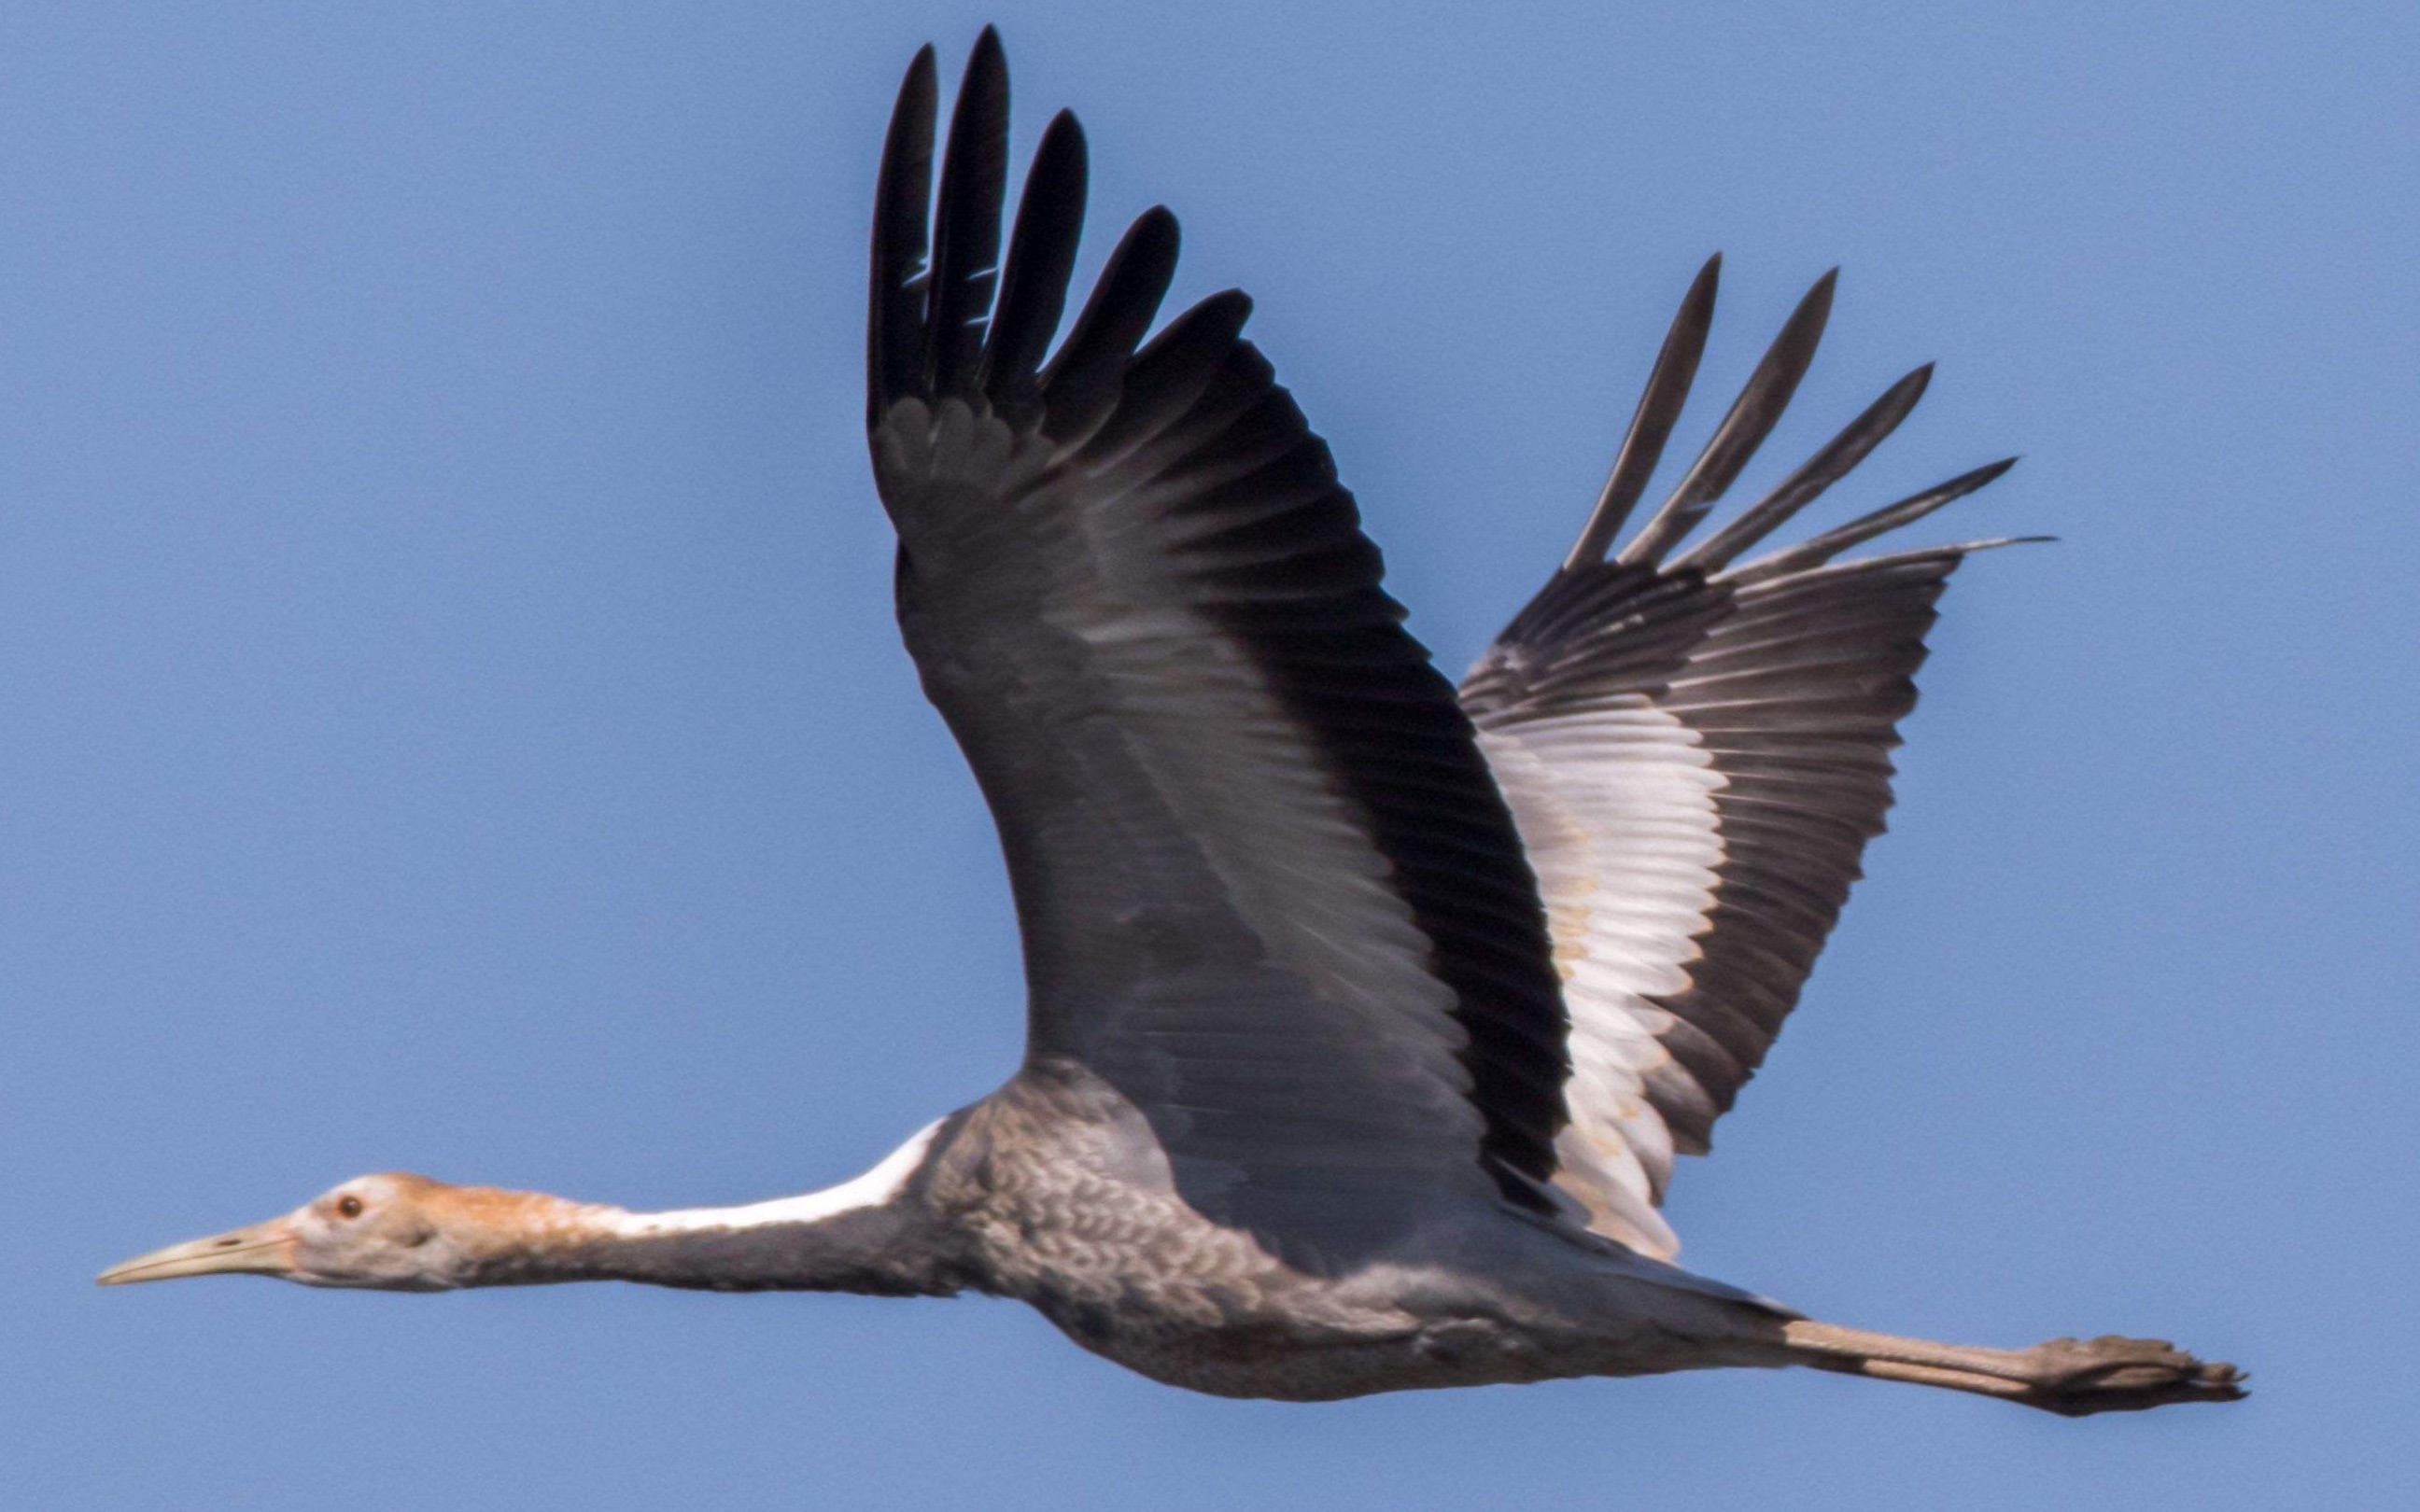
5,3,2414,1507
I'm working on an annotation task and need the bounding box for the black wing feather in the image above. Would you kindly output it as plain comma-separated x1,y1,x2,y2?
1674,363,1933,571
1035,207,1179,446
867,47,937,426
1564,254,1721,567
979,110,1088,406
923,28,1009,394
1619,270,1836,567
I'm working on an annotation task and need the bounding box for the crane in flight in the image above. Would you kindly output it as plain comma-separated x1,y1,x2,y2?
103,31,2241,1416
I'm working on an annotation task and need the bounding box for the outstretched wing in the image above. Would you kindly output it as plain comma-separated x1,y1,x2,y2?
868,33,1570,1261
1461,258,2023,1257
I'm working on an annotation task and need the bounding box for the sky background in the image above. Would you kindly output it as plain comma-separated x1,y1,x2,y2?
5,3,2414,1507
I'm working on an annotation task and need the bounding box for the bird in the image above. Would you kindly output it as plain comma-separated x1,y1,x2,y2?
101,30,2241,1416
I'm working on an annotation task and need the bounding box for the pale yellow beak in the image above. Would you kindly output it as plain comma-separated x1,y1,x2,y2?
97,1217,298,1285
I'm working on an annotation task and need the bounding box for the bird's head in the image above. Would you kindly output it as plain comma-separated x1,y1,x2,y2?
96,1173,565,1291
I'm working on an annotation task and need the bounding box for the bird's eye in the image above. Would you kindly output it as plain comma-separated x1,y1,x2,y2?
335,1195,364,1219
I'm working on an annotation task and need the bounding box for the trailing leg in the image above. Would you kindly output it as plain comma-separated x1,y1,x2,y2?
1776,1318,2244,1416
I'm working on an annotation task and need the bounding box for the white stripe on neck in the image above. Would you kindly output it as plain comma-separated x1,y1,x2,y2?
608,1120,944,1237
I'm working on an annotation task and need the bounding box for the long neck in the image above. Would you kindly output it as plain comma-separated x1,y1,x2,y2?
458,1121,968,1295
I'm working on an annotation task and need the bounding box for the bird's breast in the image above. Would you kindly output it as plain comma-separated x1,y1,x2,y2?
921,1071,1571,1400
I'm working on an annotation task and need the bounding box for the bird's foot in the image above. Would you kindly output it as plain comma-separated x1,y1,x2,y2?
2009,1334,2246,1416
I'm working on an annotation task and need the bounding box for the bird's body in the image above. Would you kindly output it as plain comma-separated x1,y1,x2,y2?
102,31,2243,1417
909,1065,1775,1403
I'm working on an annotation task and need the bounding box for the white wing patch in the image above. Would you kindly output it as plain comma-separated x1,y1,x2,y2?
1476,701,1727,1260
